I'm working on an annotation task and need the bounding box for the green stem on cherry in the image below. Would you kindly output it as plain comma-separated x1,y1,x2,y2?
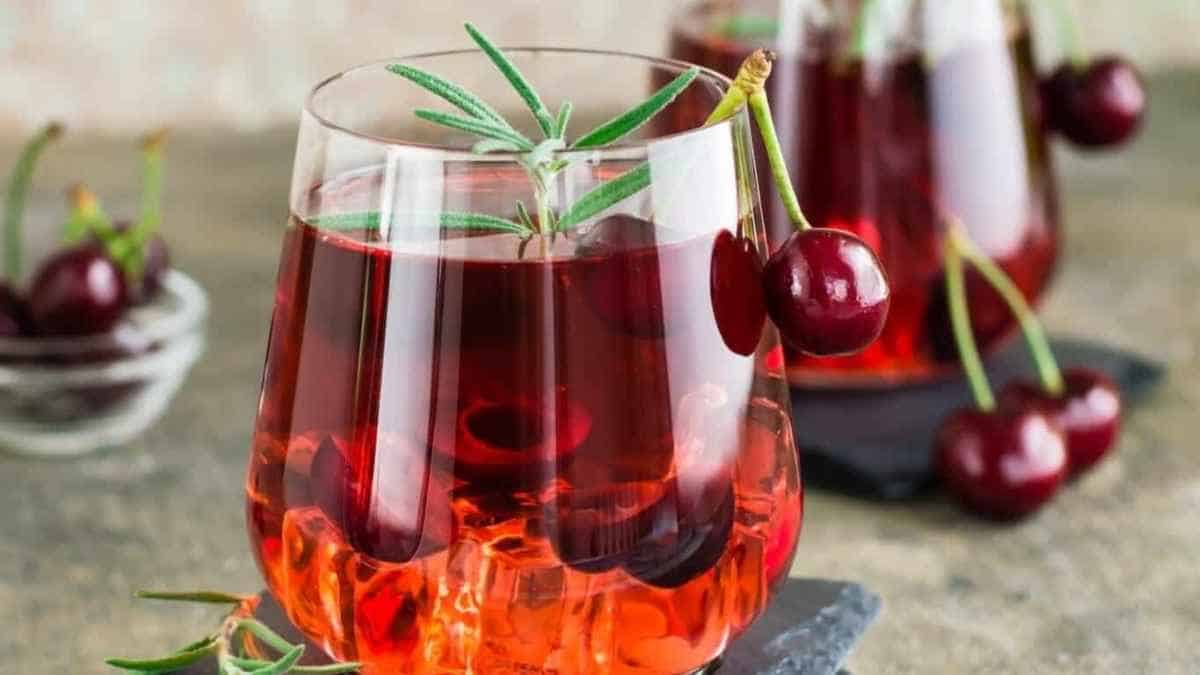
711,49,813,232
947,224,1065,396
135,128,168,241
4,121,63,280
1046,0,1088,68
849,0,881,61
64,184,114,243
750,90,811,231
944,231,996,411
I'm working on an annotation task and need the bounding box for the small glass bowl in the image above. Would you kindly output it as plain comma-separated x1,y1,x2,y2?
0,271,207,457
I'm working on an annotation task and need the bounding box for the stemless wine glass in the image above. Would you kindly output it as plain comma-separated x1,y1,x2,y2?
245,48,802,674
671,0,1059,385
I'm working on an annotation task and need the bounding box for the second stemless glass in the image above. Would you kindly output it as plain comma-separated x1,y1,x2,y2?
671,0,1060,385
245,49,801,674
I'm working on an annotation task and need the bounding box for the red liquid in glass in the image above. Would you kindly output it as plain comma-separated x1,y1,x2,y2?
246,196,801,672
671,22,1059,384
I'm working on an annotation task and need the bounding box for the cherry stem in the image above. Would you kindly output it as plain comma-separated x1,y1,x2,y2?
848,0,880,61
4,122,62,280
136,128,168,241
1047,0,1088,68
948,224,1065,396
749,90,812,231
944,232,995,411
66,184,114,242
708,49,812,232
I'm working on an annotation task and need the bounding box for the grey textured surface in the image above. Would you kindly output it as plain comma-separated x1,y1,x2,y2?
1,71,1199,673
720,580,881,675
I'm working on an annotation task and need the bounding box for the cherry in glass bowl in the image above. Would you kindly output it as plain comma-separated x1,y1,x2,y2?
0,270,207,457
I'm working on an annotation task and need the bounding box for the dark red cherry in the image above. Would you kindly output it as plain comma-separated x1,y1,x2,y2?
433,391,591,487
135,235,171,303
28,244,128,335
0,282,32,336
547,480,671,573
763,228,890,356
999,368,1121,476
935,408,1068,520
311,436,357,528
710,230,766,356
312,434,451,563
576,214,671,338
1043,57,1146,148
623,483,735,588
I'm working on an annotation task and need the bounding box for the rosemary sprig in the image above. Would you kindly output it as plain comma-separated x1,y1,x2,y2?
557,163,651,230
413,109,534,151
385,63,512,129
570,68,699,149
106,590,361,674
136,590,252,604
318,25,749,241
311,210,534,236
371,23,704,237
463,22,557,136
553,102,573,139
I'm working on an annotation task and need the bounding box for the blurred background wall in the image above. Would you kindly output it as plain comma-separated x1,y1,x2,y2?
0,1,1195,133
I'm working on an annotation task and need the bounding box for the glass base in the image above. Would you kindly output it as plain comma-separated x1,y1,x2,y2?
684,658,723,674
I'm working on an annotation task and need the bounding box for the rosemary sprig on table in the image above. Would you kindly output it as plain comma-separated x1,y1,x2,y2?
347,22,700,236
105,591,361,674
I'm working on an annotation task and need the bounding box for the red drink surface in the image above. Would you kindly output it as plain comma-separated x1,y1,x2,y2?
670,17,1058,384
246,195,801,673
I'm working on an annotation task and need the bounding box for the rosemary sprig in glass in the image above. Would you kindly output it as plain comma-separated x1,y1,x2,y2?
339,22,701,237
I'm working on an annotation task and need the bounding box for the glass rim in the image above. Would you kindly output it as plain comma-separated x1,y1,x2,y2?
304,47,738,160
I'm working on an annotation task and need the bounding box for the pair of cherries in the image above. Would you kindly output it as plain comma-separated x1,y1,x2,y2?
936,368,1122,520
932,230,1123,520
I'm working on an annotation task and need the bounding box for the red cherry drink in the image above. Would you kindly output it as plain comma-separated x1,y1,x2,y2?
670,9,1059,384
246,173,802,673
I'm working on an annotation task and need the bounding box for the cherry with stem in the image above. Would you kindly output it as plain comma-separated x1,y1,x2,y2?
1041,0,1146,148
0,123,62,336
728,51,890,357
935,226,1067,520
947,217,1123,476
3,122,63,281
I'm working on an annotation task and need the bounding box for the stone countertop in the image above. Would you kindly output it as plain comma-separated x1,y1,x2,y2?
2,71,1198,673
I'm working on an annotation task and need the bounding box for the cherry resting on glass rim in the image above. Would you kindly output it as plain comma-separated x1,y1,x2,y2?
935,408,1067,519
1043,57,1146,148
28,244,128,335
999,368,1121,476
670,5,1058,381
763,228,890,357
246,183,802,670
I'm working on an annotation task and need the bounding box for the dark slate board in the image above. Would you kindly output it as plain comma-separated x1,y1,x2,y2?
794,338,1166,500
178,579,879,674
